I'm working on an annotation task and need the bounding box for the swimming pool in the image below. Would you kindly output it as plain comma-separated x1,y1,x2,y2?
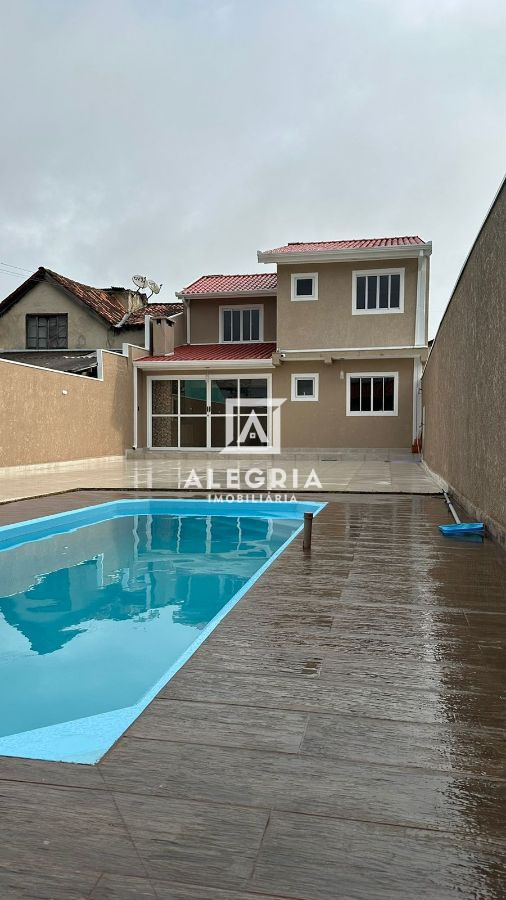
0,498,324,764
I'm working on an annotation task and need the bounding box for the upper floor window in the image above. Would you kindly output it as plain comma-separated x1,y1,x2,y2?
26,314,68,349
352,269,404,314
291,272,318,301
220,306,263,342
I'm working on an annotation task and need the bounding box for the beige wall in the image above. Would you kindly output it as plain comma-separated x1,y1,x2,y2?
276,259,419,350
0,282,138,350
0,349,139,467
171,310,186,347
275,359,414,448
122,326,146,349
189,296,276,344
137,357,414,450
422,181,506,541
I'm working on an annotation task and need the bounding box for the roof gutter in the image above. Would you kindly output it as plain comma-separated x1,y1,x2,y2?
175,289,276,300
257,243,432,264
134,358,274,370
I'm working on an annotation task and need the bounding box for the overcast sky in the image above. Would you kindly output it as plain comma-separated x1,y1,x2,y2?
0,0,504,336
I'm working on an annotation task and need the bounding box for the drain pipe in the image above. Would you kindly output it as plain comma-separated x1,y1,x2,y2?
303,512,313,550
443,491,461,525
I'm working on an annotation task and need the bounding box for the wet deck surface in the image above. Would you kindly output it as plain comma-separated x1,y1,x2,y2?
0,451,438,503
0,491,505,899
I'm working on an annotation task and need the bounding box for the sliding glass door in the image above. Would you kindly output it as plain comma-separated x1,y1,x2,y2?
149,376,269,449
150,377,207,448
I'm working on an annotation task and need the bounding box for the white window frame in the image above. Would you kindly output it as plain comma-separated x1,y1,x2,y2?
346,372,399,417
147,372,273,449
352,268,405,315
291,272,318,302
219,304,264,343
291,373,319,402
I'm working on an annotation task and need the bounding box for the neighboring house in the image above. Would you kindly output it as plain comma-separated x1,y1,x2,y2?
0,267,184,355
133,235,431,450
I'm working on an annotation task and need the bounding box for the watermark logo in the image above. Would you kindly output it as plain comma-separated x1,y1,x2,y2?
220,398,285,455
181,392,323,497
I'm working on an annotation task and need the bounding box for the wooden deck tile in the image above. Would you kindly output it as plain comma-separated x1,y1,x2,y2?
0,490,505,898
251,811,506,900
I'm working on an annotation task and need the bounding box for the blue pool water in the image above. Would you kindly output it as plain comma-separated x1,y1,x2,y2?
0,499,323,764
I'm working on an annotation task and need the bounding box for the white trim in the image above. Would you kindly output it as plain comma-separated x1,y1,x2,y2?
291,373,319,401
279,344,417,354
345,371,399,416
219,304,264,343
133,364,138,448
258,243,432,264
147,372,273,450
414,254,428,346
352,268,405,315
291,272,318,302
144,314,150,350
135,358,274,370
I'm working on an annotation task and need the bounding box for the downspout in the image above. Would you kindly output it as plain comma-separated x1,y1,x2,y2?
186,298,191,344
133,364,138,449
414,252,428,347
412,356,423,452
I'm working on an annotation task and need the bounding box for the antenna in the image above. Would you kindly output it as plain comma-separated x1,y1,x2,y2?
147,280,161,294
132,274,162,299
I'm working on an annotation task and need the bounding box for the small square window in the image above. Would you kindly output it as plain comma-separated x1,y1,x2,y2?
296,278,313,296
291,273,318,301
291,373,319,401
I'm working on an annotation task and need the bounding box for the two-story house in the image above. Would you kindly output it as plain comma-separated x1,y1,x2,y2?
133,235,431,452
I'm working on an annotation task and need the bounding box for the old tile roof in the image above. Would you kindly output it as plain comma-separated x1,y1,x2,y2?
136,342,276,363
124,303,184,326
261,236,426,253
0,267,181,329
0,350,99,374
176,273,277,297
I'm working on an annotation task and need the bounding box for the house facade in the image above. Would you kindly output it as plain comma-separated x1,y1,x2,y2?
0,267,184,355
134,236,431,451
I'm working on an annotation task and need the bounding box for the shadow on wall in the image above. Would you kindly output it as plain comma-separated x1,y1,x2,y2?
422,177,506,545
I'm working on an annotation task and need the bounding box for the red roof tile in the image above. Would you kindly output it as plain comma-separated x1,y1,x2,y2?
136,342,276,363
176,274,277,297
0,267,127,324
46,269,129,324
261,236,426,254
0,267,181,329
124,302,184,325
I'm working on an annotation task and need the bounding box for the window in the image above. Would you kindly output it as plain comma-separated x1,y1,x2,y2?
346,373,398,416
352,269,404,314
220,306,263,342
291,273,318,301
26,314,68,349
291,373,319,401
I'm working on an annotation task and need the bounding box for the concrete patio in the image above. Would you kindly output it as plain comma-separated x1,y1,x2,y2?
0,451,438,504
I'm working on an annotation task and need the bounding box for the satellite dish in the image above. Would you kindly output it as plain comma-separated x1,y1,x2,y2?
147,280,161,294
132,275,147,289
